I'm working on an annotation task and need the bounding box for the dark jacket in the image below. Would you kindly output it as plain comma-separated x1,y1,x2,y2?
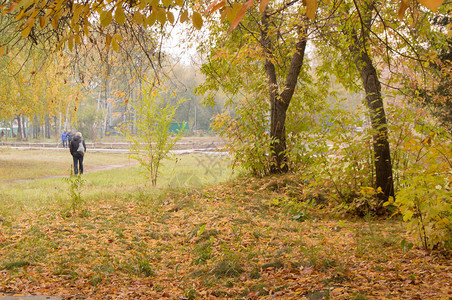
69,135,86,156
67,132,73,142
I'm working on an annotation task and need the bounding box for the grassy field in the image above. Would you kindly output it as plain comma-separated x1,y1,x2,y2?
0,149,450,299
0,148,134,181
0,149,231,215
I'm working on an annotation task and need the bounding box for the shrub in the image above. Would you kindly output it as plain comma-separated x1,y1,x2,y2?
122,86,186,186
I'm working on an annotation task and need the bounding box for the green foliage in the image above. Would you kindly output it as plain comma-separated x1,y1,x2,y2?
210,259,244,278
291,100,378,215
123,86,186,186
386,100,452,249
211,96,272,177
3,260,30,270
385,174,451,250
63,173,86,214
199,7,322,176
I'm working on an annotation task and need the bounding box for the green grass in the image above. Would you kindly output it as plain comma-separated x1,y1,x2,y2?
0,148,133,181
0,149,233,217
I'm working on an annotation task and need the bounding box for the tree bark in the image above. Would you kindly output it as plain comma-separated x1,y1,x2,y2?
261,10,308,173
33,115,39,139
45,116,51,139
343,0,395,208
351,47,395,204
16,115,22,141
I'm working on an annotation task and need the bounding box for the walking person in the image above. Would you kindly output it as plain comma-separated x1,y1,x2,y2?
61,130,67,148
69,132,86,175
67,129,73,144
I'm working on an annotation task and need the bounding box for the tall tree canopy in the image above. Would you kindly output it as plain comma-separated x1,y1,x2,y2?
0,0,446,55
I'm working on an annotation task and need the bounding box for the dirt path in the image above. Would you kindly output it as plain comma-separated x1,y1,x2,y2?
1,161,138,184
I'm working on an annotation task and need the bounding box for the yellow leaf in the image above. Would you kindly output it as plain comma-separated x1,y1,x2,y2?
227,3,241,24
205,0,225,14
73,3,83,20
157,7,166,24
56,41,64,51
259,0,270,13
75,34,80,44
21,24,32,37
192,11,203,30
115,5,126,25
175,0,184,6
146,11,157,26
167,11,174,24
114,33,123,42
106,34,112,47
162,0,172,7
14,9,25,21
138,1,147,9
31,9,39,19
180,10,188,23
84,5,91,16
133,11,144,25
112,38,119,52
100,10,112,27
26,16,36,27
18,0,34,11
39,15,46,28
150,0,159,7
417,0,444,12
397,0,409,19
68,35,74,51
5,2,18,14
305,0,318,20
230,0,254,31
0,46,4,56
222,7,230,22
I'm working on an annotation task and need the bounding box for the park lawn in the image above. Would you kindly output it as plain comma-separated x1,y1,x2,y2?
0,151,450,299
0,149,231,217
0,149,133,181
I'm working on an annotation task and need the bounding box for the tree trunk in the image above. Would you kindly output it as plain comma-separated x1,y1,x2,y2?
33,115,39,139
351,47,395,204
16,115,22,141
22,116,27,141
261,10,308,173
343,0,395,210
45,116,51,139
54,115,58,138
270,99,289,172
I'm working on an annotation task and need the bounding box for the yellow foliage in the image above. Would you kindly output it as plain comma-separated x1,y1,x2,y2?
305,0,318,20
192,11,203,30
100,10,112,27
180,10,188,23
114,5,126,25
418,0,444,11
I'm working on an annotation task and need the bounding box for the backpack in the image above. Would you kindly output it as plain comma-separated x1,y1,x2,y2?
77,140,85,156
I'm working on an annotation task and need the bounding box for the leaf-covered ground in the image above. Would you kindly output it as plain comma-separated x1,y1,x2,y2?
0,175,450,299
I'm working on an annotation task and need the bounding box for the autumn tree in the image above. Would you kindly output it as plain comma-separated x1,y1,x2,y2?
0,0,202,54
307,0,447,205
65,22,162,138
409,13,452,132
197,0,313,174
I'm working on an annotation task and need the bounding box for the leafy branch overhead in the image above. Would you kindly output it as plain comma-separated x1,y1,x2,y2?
0,0,446,53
